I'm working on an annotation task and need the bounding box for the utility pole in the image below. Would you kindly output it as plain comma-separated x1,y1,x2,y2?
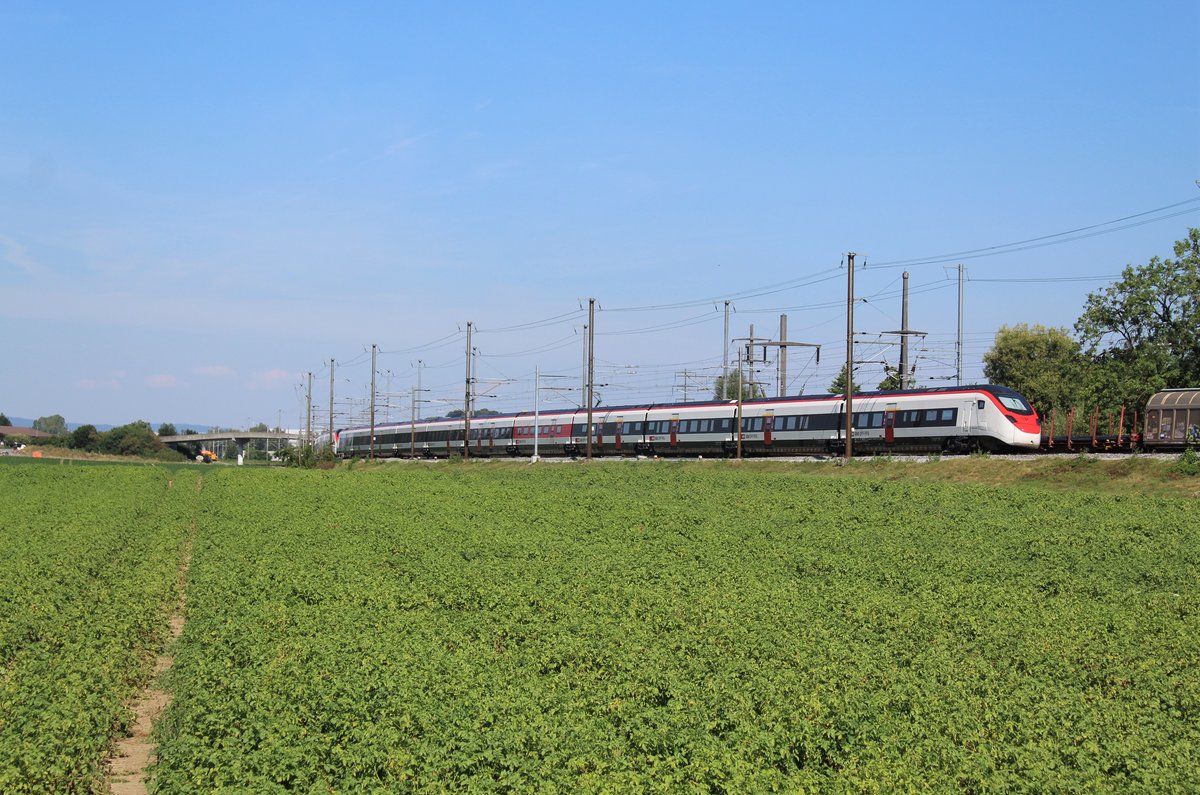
722,300,731,394
778,314,788,397
678,369,692,402
736,343,745,459
750,338,820,393
305,371,313,449
845,252,856,461
881,272,925,390
410,359,424,458
586,298,595,461
384,370,392,423
328,359,335,449
369,344,377,460
956,264,965,386
900,272,910,389
463,322,472,460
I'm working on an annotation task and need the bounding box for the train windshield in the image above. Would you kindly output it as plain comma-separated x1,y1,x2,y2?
991,390,1033,415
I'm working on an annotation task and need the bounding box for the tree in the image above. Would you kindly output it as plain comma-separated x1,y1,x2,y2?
1074,228,1200,408
33,414,68,436
982,324,1085,415
828,365,861,395
877,363,917,391
249,422,269,432
713,371,765,400
0,412,10,427
70,424,100,451
157,422,178,437
100,420,174,458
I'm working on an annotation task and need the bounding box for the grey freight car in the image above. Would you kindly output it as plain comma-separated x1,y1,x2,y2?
1144,388,1200,449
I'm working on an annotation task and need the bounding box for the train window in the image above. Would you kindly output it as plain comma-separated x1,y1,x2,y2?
872,412,884,428
977,400,986,410
996,394,1033,414
925,410,939,423
941,409,955,423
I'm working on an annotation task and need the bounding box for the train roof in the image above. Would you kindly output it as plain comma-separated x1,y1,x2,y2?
1147,388,1200,410
338,384,1023,434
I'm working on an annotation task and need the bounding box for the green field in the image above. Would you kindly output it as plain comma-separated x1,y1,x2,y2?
1,460,1198,792
0,465,196,791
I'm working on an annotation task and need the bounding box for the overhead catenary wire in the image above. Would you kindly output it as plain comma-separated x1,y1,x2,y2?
868,198,1200,269
308,196,1195,427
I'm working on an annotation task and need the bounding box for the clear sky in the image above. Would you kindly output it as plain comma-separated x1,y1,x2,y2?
2,1,1198,430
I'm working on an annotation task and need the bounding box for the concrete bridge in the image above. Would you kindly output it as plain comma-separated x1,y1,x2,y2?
160,431,300,462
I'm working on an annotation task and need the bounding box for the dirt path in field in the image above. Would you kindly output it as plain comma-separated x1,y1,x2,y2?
106,475,200,794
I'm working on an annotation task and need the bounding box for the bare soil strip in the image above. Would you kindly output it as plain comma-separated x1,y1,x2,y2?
106,476,199,794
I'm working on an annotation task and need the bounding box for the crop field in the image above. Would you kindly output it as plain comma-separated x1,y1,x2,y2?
1,460,1198,792
0,465,196,792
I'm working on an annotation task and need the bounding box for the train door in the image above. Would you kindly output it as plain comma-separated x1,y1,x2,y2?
974,399,988,432
638,408,654,454
763,410,774,448
669,414,679,450
507,417,520,455
884,403,897,444
614,415,624,452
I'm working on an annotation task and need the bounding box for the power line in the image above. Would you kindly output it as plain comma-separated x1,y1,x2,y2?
868,198,1200,269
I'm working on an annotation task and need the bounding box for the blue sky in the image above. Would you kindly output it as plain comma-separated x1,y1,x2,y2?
2,1,1197,429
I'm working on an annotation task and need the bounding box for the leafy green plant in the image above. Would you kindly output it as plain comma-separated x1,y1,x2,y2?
1171,446,1199,476
150,465,1200,792
0,466,196,792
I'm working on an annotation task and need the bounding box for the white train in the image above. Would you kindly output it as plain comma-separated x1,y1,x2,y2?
336,384,1041,458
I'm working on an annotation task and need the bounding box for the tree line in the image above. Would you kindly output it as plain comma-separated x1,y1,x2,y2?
983,228,1199,424
0,419,185,460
